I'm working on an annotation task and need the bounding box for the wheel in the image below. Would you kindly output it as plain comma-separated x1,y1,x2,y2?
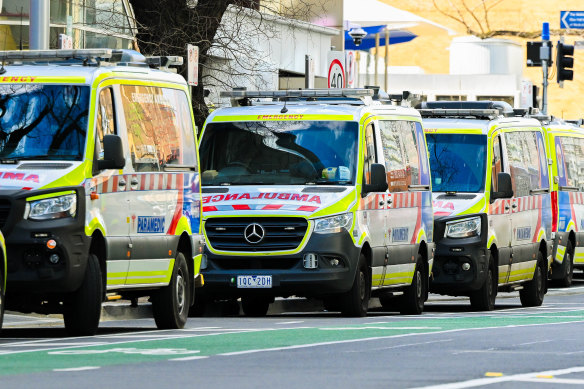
241,296,270,317
152,252,190,329
520,251,546,307
340,254,370,317
400,255,426,315
0,270,4,333
552,241,574,288
63,253,103,336
470,253,497,311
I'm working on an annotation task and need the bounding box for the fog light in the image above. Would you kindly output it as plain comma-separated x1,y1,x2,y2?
47,239,57,249
200,254,208,270
303,253,318,269
329,258,340,267
461,262,471,271
49,254,60,264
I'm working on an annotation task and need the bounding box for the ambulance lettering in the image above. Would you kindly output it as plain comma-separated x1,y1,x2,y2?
202,192,321,204
0,172,40,182
137,216,166,233
392,227,409,242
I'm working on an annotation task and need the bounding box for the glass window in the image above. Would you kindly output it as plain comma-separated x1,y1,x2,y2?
477,96,515,106
426,133,487,193
559,136,584,190
379,120,419,192
120,85,196,172
199,121,358,186
491,135,502,192
0,84,89,160
96,87,116,160
363,123,376,185
504,131,543,197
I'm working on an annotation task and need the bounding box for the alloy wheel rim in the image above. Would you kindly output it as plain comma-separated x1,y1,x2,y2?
176,269,186,315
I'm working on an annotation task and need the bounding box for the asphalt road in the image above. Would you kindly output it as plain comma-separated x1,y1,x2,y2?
2,278,584,389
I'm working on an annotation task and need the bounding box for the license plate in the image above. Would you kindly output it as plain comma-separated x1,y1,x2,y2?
237,275,272,288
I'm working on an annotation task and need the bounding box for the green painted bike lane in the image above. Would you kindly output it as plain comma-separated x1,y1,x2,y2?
2,310,584,376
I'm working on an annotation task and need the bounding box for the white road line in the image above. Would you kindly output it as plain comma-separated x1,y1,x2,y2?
515,377,584,385
53,366,100,372
345,339,452,353
6,342,107,348
276,321,304,325
409,366,584,388
319,326,441,331
516,340,553,346
170,356,209,361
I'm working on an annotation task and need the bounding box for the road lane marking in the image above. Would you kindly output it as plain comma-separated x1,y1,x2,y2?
170,356,209,361
53,366,100,372
276,321,304,325
516,340,554,346
517,377,584,384
345,339,452,353
410,365,584,388
485,372,503,377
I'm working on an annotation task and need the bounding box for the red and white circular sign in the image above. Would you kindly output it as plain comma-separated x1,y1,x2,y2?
328,59,346,88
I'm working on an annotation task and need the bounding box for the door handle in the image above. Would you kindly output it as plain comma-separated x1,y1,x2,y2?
386,197,393,204
118,179,126,187
379,200,385,207
511,203,518,209
130,178,139,186
504,205,510,211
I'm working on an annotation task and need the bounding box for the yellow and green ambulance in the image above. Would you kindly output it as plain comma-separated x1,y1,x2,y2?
0,49,203,335
198,89,434,317
422,101,553,310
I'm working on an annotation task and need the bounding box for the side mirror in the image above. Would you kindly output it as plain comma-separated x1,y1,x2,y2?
363,163,388,195
97,134,125,170
491,172,513,201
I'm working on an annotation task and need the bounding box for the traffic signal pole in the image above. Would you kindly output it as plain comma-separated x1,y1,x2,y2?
541,23,550,115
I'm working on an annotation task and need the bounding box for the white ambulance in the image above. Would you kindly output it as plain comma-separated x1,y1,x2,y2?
0,49,203,335
422,101,552,310
198,88,434,317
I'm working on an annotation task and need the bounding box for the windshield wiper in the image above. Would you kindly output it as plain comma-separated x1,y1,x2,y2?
218,181,276,186
0,155,80,162
305,180,352,185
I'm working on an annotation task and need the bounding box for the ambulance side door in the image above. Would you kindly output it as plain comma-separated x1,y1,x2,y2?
92,84,131,288
362,121,388,288
489,133,512,284
379,119,418,287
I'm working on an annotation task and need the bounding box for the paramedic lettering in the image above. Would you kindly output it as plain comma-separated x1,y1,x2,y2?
202,193,321,204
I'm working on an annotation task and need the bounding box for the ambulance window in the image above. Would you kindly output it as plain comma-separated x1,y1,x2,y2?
504,131,541,197
560,136,584,190
379,120,411,192
363,123,377,185
120,85,197,172
491,135,502,192
96,87,116,160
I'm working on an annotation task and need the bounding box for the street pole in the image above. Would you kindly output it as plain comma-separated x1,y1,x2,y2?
30,0,50,50
541,23,550,115
375,33,380,86
384,28,389,92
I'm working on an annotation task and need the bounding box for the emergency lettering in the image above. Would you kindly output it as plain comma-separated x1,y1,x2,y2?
0,76,37,83
257,114,304,121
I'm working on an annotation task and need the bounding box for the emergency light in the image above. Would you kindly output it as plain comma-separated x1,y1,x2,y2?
220,88,374,99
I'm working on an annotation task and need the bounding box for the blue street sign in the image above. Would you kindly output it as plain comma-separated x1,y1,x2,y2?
560,11,584,29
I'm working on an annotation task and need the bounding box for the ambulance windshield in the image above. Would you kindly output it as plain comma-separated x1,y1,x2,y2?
200,121,358,186
426,133,487,193
0,84,90,161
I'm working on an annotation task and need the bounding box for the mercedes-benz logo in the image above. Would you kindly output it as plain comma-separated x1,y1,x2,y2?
244,223,265,244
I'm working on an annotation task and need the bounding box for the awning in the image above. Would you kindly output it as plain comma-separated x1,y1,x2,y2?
344,26,416,51
343,0,456,36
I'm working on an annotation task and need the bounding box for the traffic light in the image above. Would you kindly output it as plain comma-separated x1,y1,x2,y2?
556,41,575,82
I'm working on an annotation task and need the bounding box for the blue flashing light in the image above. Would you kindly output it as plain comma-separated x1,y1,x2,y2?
542,22,550,41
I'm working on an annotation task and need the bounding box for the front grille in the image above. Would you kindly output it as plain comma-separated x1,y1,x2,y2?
0,199,11,230
205,217,308,252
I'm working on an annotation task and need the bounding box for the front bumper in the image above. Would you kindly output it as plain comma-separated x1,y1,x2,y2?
3,187,90,294
430,214,489,295
201,229,360,300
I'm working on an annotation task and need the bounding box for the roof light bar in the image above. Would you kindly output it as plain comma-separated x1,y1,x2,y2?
220,88,374,99
0,49,113,62
146,56,184,68
418,108,501,118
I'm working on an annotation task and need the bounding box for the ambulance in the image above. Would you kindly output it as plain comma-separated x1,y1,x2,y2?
544,119,584,287
198,88,434,317
0,49,203,335
422,101,552,310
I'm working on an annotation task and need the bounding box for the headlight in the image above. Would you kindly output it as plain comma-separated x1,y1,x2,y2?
314,213,353,234
25,194,77,221
445,216,481,239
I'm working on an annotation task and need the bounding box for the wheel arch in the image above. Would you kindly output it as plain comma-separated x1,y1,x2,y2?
89,230,107,296
489,243,499,281
177,232,195,305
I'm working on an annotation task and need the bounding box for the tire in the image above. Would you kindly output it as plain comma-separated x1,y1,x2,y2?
340,254,370,317
152,252,190,329
400,255,426,315
552,241,574,288
0,270,4,333
63,253,103,336
520,251,546,307
470,253,497,311
241,296,270,317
